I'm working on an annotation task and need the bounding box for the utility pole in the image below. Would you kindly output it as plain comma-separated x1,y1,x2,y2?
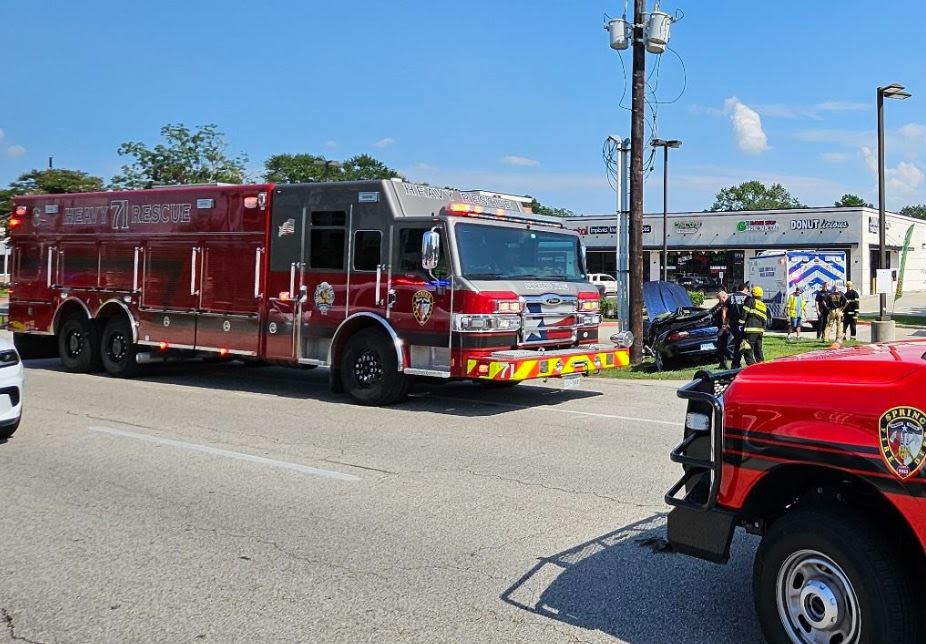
48,156,54,170
628,0,646,363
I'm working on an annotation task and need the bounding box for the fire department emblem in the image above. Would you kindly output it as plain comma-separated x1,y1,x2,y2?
314,282,335,315
879,406,926,479
412,290,434,326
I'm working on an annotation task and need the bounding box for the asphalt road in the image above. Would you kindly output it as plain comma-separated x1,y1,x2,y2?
0,346,763,643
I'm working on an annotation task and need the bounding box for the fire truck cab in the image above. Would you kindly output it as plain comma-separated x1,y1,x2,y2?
666,344,926,643
8,180,630,405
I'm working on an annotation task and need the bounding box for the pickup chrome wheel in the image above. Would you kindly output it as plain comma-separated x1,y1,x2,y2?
754,506,922,644
776,550,859,643
340,328,408,406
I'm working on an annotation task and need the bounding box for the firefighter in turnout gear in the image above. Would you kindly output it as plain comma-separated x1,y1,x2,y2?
843,280,860,340
740,285,768,365
825,284,848,344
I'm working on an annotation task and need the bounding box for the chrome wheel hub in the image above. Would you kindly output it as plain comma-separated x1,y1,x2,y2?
353,350,383,387
777,549,860,643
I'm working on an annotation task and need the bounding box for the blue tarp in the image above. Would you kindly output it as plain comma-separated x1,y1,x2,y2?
642,281,694,320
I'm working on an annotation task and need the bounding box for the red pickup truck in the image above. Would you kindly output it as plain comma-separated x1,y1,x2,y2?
666,342,926,643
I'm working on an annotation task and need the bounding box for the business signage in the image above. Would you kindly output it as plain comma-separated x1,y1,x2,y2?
790,218,849,231
673,220,702,234
869,216,892,234
575,224,652,235
736,219,779,232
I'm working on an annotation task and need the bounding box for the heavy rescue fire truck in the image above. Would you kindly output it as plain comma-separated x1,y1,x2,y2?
666,346,926,643
7,181,630,405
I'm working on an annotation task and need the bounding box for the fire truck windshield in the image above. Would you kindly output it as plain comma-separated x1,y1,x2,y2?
455,223,585,281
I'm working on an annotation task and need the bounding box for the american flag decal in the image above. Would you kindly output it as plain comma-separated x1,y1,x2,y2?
278,218,296,237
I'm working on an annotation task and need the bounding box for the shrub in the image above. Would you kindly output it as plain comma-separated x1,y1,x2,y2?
688,290,704,307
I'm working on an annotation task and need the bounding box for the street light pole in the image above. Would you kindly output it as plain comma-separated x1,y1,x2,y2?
651,139,681,282
876,83,911,322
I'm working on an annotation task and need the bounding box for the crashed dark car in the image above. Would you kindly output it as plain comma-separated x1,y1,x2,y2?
643,281,720,371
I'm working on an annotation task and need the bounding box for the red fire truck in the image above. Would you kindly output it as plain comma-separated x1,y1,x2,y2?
666,346,926,642
7,181,630,405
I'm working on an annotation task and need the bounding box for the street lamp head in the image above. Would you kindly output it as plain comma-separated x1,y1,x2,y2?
651,138,682,148
880,83,911,99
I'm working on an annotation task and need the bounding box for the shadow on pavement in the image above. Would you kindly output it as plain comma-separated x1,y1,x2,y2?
22,358,604,418
501,514,763,643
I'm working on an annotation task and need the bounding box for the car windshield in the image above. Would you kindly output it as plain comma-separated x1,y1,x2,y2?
455,223,585,281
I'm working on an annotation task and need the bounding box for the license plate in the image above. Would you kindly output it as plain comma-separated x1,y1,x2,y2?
700,343,716,352
562,375,581,390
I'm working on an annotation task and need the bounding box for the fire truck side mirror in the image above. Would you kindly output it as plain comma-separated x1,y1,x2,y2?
422,229,440,271
297,284,309,304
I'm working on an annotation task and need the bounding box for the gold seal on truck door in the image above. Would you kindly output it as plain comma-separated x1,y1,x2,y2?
879,406,926,479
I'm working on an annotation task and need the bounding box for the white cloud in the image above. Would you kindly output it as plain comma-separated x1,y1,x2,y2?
374,137,394,149
816,101,869,113
724,97,769,154
325,140,338,150
861,146,924,195
0,129,4,143
821,151,851,163
6,145,25,159
899,123,926,139
502,155,540,167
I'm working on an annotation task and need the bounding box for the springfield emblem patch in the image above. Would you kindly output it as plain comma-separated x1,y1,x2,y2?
314,282,335,315
412,290,434,326
879,406,926,479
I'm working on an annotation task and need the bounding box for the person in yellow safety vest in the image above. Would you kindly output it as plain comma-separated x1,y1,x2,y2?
785,286,807,343
843,280,860,341
740,285,769,364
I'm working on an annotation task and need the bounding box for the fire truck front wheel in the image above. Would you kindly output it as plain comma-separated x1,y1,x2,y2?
100,317,141,378
58,316,102,373
753,505,921,644
340,328,408,406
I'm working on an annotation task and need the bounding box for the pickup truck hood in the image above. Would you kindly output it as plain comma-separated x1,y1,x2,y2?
736,339,926,386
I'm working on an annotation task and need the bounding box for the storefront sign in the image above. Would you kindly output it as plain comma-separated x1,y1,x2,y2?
790,218,849,231
736,219,779,232
673,220,702,234
869,216,892,234
578,224,651,235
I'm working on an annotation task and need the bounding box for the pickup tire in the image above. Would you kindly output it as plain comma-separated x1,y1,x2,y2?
754,506,921,644
100,317,141,378
340,328,408,406
58,316,102,373
0,418,20,441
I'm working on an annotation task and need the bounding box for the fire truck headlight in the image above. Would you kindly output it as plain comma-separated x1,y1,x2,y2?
579,300,600,312
0,349,20,367
454,314,521,332
610,331,634,348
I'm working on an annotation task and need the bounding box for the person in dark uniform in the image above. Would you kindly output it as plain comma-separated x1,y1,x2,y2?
843,280,860,340
728,282,750,368
713,288,733,369
741,285,769,364
815,282,830,341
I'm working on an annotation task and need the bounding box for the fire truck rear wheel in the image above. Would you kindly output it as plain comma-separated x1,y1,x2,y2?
100,317,141,378
754,506,921,644
58,316,102,373
340,328,408,406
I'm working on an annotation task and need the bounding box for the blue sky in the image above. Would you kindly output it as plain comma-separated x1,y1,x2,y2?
2,0,926,214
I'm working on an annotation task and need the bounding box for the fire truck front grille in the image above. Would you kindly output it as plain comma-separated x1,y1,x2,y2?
519,295,578,346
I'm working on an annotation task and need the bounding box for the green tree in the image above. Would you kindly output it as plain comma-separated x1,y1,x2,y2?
2,169,105,236
709,181,805,211
900,204,926,220
263,153,331,183
263,152,402,183
111,123,247,189
341,154,402,181
529,198,576,218
834,193,872,208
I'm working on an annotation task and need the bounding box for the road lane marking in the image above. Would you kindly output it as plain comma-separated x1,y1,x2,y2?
428,396,684,426
88,426,360,481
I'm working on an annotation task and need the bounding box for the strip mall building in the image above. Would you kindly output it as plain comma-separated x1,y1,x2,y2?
565,207,926,295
